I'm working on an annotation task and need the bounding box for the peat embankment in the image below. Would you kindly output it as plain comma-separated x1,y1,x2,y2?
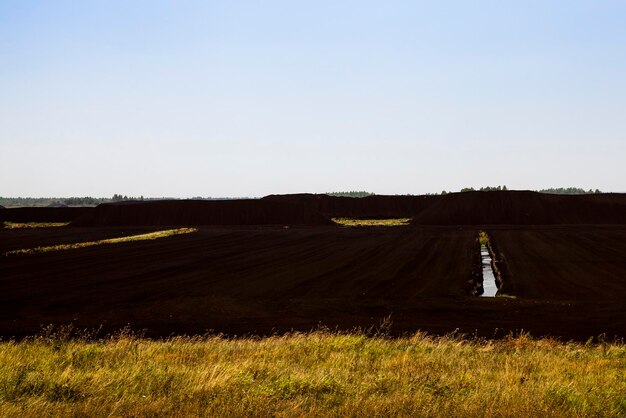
411,191,626,225
0,207,92,223
72,200,334,226
485,236,512,295
263,194,440,219
468,240,484,296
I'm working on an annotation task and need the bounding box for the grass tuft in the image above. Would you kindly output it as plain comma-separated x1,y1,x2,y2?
332,218,411,227
478,230,490,247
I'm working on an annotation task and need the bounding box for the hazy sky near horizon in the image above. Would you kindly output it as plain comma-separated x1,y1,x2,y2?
2,1,626,197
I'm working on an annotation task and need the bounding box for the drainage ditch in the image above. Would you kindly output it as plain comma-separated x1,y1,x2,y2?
481,245,498,297
474,231,505,297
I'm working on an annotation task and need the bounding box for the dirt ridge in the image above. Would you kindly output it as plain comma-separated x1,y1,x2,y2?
72,199,334,226
0,207,91,223
411,191,626,225
262,193,440,218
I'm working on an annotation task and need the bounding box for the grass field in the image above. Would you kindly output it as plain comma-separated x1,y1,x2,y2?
0,330,624,417
333,218,411,227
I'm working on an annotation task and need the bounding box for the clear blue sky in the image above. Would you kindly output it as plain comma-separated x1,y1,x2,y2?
2,1,625,197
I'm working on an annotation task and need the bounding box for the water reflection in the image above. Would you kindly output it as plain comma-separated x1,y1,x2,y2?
481,248,498,297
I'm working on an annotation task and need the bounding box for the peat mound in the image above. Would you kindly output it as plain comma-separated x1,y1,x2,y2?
72,199,334,226
0,207,92,223
411,191,626,225
262,194,440,218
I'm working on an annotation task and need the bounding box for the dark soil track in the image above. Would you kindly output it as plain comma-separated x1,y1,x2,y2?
1,226,479,338
2,224,626,340
488,225,626,301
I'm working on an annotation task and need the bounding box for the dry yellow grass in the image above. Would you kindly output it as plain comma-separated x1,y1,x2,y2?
333,218,411,227
2,222,70,229
3,228,197,256
0,330,624,417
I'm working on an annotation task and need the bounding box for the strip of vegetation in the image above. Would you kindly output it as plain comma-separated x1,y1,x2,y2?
3,222,70,229
333,218,411,227
0,330,623,416
0,196,257,207
3,228,197,256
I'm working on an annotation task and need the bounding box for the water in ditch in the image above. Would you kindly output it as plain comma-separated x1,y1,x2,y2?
481,247,498,297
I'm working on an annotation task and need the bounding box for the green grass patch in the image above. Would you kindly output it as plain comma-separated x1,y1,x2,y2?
479,230,490,246
0,331,624,416
3,228,197,256
332,218,411,227
3,222,70,229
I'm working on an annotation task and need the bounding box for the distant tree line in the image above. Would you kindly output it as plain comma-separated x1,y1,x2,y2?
538,187,602,195
436,185,508,195
439,186,602,195
0,196,112,207
0,195,259,207
326,187,605,197
110,194,144,202
459,185,509,193
326,191,375,198
1,187,605,207
0,195,146,207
